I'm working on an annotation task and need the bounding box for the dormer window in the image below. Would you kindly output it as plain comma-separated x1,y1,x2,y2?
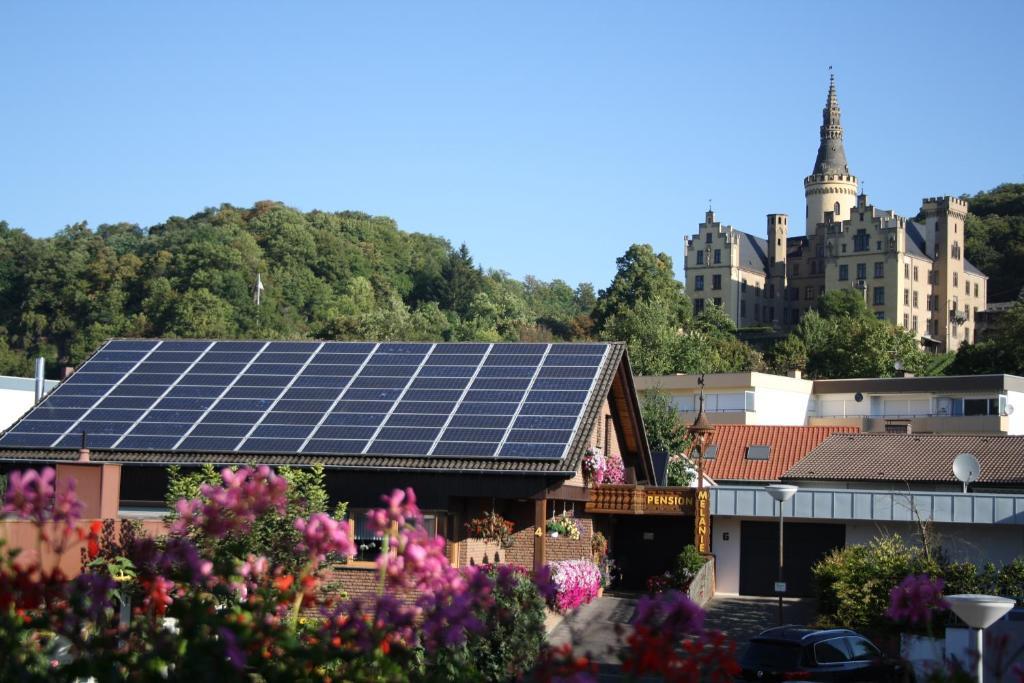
745,445,770,461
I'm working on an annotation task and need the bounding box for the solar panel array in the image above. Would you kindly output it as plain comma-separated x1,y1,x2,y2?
0,340,610,460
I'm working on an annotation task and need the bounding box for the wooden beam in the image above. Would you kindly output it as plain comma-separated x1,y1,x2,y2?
533,498,547,571
535,483,589,501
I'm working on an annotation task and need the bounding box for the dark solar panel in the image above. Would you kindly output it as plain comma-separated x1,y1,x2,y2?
0,340,610,461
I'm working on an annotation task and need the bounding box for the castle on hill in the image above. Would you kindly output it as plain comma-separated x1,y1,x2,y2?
683,75,987,353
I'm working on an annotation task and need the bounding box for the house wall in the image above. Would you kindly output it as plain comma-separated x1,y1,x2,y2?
845,520,1024,566
0,378,57,431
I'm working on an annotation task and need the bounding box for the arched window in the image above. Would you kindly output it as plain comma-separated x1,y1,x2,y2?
834,201,841,217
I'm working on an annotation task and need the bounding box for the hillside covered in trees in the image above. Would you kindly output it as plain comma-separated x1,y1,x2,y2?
2,184,1022,381
0,201,599,375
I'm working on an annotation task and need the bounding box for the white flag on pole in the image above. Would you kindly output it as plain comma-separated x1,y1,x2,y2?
254,272,265,306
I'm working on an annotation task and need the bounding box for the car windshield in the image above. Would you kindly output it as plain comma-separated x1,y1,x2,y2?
741,641,803,670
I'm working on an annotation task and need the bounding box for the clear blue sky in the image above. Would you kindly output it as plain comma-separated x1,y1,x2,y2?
2,1,1021,289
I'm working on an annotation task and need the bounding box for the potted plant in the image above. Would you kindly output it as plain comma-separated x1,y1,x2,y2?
582,447,607,486
546,514,581,540
464,510,515,549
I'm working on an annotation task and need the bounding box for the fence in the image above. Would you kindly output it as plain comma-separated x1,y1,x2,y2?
687,554,715,606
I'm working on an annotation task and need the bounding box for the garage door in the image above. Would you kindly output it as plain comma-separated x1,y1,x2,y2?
739,521,845,597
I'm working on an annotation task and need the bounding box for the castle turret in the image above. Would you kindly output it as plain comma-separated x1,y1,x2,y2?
804,74,858,233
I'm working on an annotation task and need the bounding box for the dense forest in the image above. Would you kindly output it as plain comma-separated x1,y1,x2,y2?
1,184,1021,380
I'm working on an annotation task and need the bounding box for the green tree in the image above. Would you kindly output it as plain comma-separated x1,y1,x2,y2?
948,297,1024,375
165,464,345,575
592,244,689,331
639,389,691,456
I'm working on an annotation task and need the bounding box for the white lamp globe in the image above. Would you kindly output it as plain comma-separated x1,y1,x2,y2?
945,594,1015,629
765,484,799,503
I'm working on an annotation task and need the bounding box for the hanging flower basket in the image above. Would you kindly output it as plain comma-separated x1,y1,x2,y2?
464,511,515,549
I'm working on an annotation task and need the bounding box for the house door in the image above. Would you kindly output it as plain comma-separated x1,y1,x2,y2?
738,521,845,597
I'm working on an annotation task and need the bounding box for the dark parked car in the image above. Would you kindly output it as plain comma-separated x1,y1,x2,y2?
737,626,913,682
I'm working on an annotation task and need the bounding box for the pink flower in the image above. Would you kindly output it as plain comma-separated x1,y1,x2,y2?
171,466,288,540
294,513,356,562
366,487,420,534
604,454,626,485
3,467,83,528
549,560,603,612
887,574,949,625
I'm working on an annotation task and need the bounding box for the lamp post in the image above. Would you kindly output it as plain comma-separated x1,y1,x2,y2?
765,483,798,627
945,594,1015,683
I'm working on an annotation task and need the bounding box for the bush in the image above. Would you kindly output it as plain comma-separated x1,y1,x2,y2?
812,535,941,629
428,566,546,681
673,544,707,585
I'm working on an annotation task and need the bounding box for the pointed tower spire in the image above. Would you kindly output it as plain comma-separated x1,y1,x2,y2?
812,70,850,175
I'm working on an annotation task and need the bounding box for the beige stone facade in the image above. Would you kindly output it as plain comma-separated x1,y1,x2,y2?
683,77,987,353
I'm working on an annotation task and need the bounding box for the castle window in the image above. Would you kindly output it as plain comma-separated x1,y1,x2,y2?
839,265,849,281
913,291,919,308
792,263,800,276
974,283,979,297
853,230,869,252
694,275,704,291
713,249,721,264
819,286,826,296
714,297,722,307
876,241,882,251
805,286,814,300
777,238,781,246
904,314,909,329
965,280,970,294
874,262,884,278
712,275,722,290
754,304,760,321
856,263,866,280
873,287,885,306
953,272,959,288
694,298,705,314
696,251,704,265
904,263,910,278
912,315,918,331
913,266,919,281
841,244,847,253
769,284,775,299
706,232,713,243
904,289,909,305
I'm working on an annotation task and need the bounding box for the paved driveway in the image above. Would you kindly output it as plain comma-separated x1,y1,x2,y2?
546,592,818,676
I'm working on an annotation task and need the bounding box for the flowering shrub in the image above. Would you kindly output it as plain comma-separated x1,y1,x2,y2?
581,447,607,485
886,574,949,625
548,559,602,612
622,590,739,682
464,510,515,548
604,452,626,485
546,514,581,540
0,465,743,681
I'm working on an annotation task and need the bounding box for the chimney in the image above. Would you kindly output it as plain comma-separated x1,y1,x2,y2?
34,357,46,403
787,369,803,379
78,433,90,462
60,366,75,380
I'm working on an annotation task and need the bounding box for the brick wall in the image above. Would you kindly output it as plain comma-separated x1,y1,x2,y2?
544,516,594,564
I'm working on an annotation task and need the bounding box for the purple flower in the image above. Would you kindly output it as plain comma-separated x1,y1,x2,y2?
3,467,82,528
70,573,117,622
631,590,705,638
887,574,949,625
217,627,247,670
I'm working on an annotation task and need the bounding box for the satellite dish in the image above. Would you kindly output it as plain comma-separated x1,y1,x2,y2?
953,452,981,493
1004,404,1015,417
854,392,864,402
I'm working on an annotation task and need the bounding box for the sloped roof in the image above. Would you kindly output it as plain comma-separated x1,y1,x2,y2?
782,433,1024,485
739,232,768,271
701,425,860,482
0,341,652,479
905,220,931,260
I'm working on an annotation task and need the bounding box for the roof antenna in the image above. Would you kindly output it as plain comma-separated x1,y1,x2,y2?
708,198,712,212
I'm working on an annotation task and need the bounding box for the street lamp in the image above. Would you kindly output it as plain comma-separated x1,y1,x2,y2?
765,483,799,627
945,594,1015,683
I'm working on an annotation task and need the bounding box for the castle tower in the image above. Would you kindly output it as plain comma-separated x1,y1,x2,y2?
804,73,858,233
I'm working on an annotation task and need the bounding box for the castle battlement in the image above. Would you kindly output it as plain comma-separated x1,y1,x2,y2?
804,173,858,185
922,196,968,208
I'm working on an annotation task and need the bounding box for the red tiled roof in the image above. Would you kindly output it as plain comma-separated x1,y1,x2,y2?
701,425,860,482
782,433,1024,485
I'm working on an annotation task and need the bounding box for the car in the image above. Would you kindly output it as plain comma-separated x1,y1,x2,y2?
736,626,914,682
